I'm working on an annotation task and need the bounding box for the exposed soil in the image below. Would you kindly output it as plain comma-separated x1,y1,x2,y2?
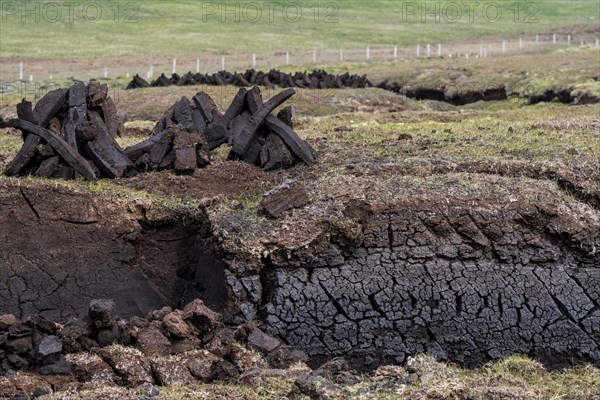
118,159,281,200
381,84,510,106
0,180,214,321
0,77,599,398
1,167,598,375
0,295,310,398
262,198,599,370
380,82,599,106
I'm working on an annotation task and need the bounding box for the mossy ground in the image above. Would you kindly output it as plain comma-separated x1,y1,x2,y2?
32,355,600,399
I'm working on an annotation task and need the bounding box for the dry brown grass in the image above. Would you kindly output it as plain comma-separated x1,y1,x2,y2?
30,355,600,400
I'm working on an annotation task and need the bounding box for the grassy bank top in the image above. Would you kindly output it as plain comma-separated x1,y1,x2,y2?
0,0,599,58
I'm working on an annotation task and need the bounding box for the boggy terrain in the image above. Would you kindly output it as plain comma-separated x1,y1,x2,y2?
0,78,599,398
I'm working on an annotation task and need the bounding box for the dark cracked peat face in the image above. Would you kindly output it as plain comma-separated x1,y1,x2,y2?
259,204,600,370
1,178,598,371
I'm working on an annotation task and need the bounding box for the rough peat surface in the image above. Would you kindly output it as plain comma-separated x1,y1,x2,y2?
261,202,600,369
0,181,214,321
1,179,598,369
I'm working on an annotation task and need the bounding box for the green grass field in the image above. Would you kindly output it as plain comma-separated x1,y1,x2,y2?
0,0,598,58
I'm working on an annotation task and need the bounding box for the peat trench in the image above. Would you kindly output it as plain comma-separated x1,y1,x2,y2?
126,69,599,105
378,82,599,105
1,177,599,380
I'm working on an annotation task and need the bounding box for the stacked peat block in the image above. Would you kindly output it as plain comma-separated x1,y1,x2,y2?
126,69,371,90
226,86,315,169
124,86,315,172
4,81,131,181
4,83,315,180
122,95,212,174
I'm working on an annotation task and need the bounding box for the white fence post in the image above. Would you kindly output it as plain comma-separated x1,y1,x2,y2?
31,38,598,82
19,62,23,80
